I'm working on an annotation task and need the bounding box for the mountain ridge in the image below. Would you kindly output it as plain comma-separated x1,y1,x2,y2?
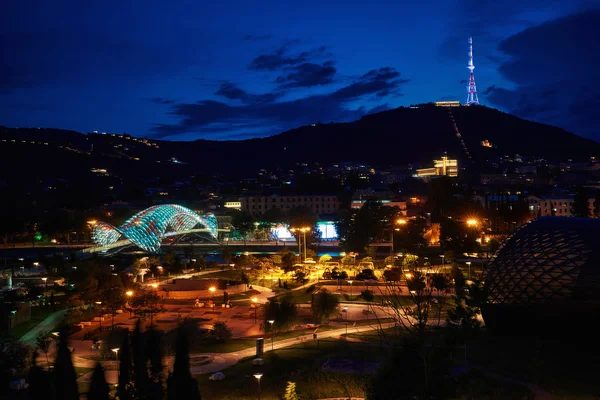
1,105,599,177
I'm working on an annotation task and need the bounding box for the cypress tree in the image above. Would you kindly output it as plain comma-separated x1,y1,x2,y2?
88,363,110,400
132,320,149,398
27,351,48,400
53,327,79,400
146,327,164,400
118,331,133,400
166,327,201,400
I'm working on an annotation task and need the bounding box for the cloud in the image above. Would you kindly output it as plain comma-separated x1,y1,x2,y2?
241,34,273,41
151,66,408,139
214,82,282,104
482,85,496,95
248,45,330,71
275,62,336,88
484,9,600,139
151,97,175,105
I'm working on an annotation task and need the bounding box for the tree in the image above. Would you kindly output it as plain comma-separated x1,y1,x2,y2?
132,321,149,399
294,270,308,284
337,201,401,252
318,254,332,265
231,211,254,242
311,289,340,323
118,331,133,400
146,327,164,400
0,338,30,391
35,332,51,367
130,290,165,325
361,289,375,302
167,327,202,400
262,207,286,223
212,322,232,342
280,248,296,272
284,381,300,400
88,363,110,400
263,295,298,332
394,215,428,253
27,351,48,400
53,327,79,400
572,187,591,217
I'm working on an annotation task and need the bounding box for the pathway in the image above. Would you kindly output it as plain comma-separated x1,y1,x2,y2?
74,321,396,384
19,309,66,345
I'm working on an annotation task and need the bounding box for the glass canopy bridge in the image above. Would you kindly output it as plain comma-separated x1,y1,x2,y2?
82,204,229,255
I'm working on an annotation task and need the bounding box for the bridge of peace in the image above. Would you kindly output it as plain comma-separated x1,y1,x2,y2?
83,204,339,256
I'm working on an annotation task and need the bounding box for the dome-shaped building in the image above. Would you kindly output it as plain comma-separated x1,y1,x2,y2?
482,217,600,334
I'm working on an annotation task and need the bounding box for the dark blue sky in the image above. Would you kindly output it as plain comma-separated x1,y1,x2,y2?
1,1,599,141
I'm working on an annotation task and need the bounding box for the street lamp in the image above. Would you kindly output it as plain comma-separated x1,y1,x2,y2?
126,291,133,317
251,297,258,324
466,219,478,227
95,301,103,330
253,373,263,400
347,280,353,299
209,286,216,311
440,255,445,270
267,320,275,351
112,348,120,378
289,228,302,263
466,261,472,280
151,283,158,289
41,277,48,292
300,227,310,262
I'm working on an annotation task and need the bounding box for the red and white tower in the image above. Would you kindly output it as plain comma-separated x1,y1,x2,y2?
466,37,479,105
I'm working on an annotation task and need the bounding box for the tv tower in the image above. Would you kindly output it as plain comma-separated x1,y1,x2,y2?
466,37,479,105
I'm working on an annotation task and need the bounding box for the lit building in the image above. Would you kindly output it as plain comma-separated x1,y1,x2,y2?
526,195,595,217
434,101,461,107
241,195,340,217
224,201,241,210
416,156,458,178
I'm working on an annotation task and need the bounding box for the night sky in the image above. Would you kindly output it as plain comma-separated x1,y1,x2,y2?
1,1,599,141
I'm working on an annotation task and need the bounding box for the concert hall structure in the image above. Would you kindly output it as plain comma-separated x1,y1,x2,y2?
482,217,600,335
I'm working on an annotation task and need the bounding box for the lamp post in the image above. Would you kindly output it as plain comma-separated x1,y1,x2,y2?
209,286,216,311
466,261,472,280
95,301,103,330
251,297,258,324
290,228,302,263
300,227,310,262
267,320,275,351
253,373,263,400
440,254,445,271
347,280,353,299
41,277,48,293
126,290,133,317
112,347,120,376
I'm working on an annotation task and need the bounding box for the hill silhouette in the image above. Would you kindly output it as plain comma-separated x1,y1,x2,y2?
1,105,598,179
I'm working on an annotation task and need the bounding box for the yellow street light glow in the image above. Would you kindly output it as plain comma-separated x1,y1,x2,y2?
209,286,216,293
466,219,478,227
405,273,412,280
126,290,133,297
396,218,407,225
151,283,158,288
251,297,258,303
87,220,97,225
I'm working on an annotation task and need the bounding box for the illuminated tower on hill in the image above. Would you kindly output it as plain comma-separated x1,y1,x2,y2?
466,37,479,105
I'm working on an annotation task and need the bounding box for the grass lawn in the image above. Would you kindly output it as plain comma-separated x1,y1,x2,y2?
195,270,243,280
190,338,257,353
1,304,65,340
196,340,381,400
